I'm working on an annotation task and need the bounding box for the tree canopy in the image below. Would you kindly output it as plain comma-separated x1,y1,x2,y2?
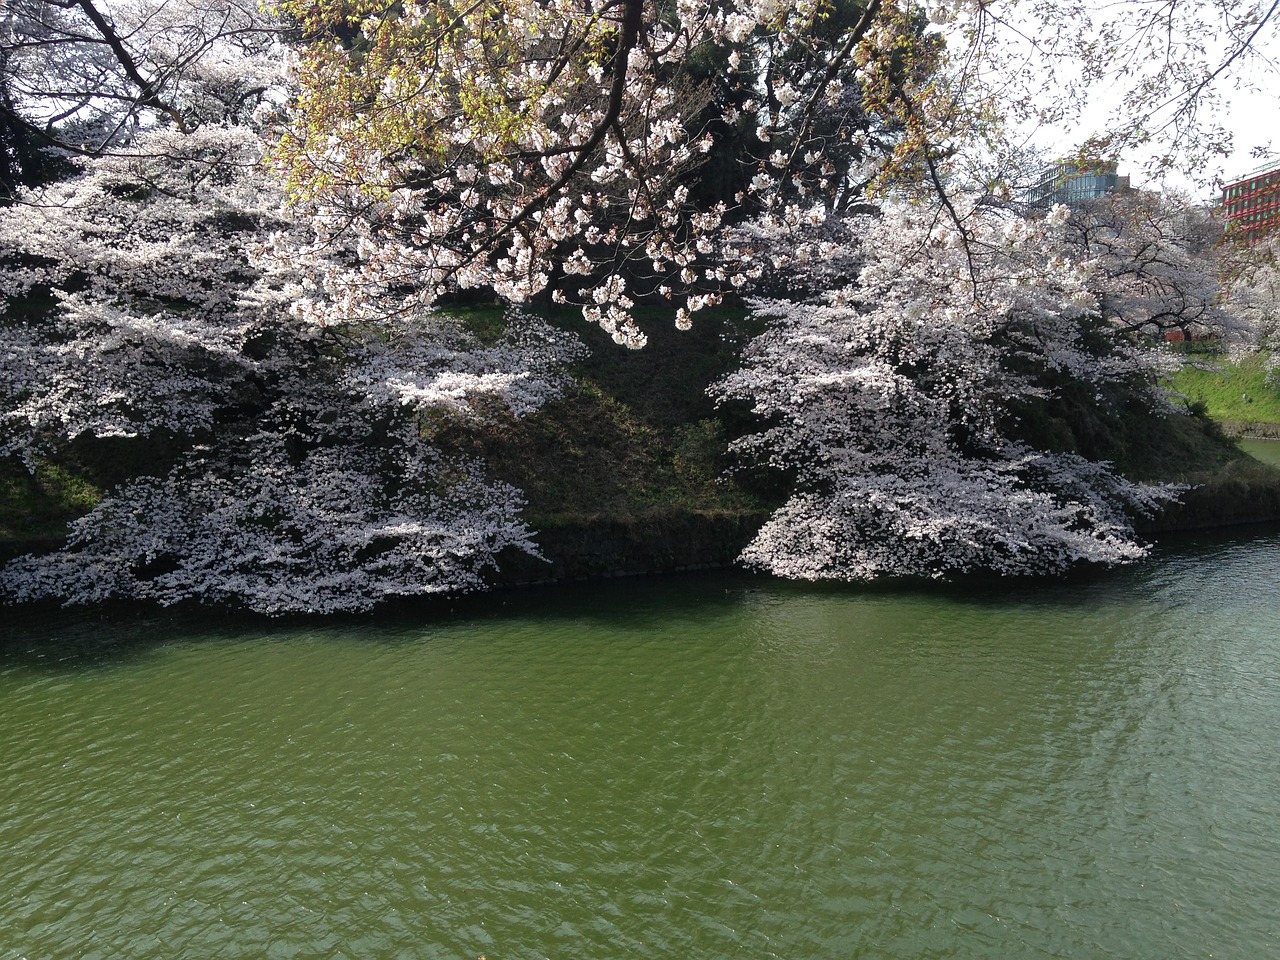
0,0,1276,611
267,0,947,344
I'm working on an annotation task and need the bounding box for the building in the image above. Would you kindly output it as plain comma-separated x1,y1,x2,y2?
1029,160,1131,207
1221,162,1280,244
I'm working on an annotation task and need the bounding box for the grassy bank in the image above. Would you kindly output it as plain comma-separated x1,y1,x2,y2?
448,304,771,527
1170,350,1280,426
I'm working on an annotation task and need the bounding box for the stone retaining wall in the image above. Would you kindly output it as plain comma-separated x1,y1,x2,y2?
1217,420,1280,439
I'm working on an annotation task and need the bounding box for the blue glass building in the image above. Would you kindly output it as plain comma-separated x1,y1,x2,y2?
1029,160,1129,207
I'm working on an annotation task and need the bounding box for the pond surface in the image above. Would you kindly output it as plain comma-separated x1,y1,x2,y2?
1240,436,1280,466
3,528,1279,959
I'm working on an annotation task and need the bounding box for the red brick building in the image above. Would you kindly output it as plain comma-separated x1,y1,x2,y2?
1222,163,1280,243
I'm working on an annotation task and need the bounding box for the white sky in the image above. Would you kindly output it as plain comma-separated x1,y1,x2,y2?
1125,86,1276,199
974,0,1279,203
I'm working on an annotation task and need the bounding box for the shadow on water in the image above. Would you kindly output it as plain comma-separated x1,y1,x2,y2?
1,602,268,673
4,520,1278,674
2,567,785,673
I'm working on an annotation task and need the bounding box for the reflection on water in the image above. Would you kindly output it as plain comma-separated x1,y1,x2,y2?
2,528,1279,959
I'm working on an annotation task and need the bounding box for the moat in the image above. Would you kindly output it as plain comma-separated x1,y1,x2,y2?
3,525,1278,958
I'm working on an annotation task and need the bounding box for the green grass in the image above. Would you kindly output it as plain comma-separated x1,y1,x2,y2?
1169,351,1280,424
1009,369,1248,482
464,379,767,524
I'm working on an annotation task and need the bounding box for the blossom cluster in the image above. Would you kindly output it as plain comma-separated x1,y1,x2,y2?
1,116,580,613
3,0,1267,608
2,420,540,615
714,198,1188,580
269,0,935,344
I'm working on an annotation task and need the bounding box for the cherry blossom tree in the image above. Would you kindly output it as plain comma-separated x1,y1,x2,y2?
0,115,584,612
0,120,583,611
0,0,281,154
1062,190,1245,345
267,0,947,345
1,353,571,614
713,198,1190,580
940,0,1279,182
1221,234,1280,375
266,0,1279,350
0,124,275,460
0,0,588,613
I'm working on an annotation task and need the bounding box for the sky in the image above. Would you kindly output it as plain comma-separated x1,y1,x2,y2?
975,0,1279,203
1125,84,1277,200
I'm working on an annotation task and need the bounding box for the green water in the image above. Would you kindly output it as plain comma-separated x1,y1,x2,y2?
3,529,1279,959
1241,436,1280,466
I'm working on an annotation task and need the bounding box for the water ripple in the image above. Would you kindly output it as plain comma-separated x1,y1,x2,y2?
3,536,1280,958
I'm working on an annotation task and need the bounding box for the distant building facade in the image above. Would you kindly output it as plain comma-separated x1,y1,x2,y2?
1222,162,1280,244
1029,160,1130,207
